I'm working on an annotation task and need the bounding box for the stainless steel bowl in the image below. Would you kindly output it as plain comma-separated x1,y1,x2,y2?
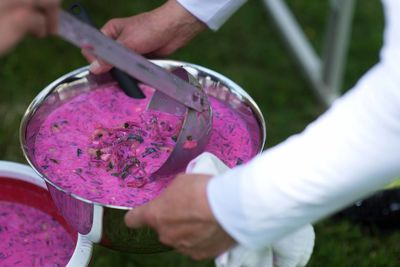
20,60,266,253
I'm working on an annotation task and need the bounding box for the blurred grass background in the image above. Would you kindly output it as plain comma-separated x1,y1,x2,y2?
1,0,399,266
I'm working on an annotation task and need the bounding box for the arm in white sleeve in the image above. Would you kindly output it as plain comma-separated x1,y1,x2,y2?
177,0,247,30
207,0,400,249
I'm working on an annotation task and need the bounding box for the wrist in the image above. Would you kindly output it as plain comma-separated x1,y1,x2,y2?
202,176,218,223
164,0,206,33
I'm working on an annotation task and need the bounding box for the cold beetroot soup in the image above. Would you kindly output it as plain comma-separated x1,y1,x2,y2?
33,84,261,207
0,178,75,267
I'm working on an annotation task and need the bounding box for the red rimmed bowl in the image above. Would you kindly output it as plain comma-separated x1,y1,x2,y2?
0,161,93,266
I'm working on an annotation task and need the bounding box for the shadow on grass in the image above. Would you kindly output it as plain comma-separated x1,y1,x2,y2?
93,246,215,267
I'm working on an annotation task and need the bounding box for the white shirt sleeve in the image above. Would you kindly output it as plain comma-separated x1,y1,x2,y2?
207,0,400,250
177,0,247,30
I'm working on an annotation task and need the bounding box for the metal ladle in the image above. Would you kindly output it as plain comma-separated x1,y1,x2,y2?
148,67,212,177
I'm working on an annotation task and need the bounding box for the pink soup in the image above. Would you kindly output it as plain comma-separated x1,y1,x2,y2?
34,84,260,207
0,178,75,267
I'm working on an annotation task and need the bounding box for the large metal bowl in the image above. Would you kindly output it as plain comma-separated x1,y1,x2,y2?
20,60,266,253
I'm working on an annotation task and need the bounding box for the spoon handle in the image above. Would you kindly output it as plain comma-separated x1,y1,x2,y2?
69,3,145,99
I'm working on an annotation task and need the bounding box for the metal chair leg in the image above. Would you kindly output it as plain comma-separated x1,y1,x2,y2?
262,0,356,107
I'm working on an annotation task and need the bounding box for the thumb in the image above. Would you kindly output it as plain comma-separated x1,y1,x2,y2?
27,10,47,38
101,18,125,40
86,18,125,74
89,59,112,74
124,205,149,229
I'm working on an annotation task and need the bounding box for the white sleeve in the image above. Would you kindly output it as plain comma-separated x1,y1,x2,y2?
207,0,400,250
177,0,247,30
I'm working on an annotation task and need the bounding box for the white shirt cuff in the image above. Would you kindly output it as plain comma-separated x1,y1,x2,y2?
207,165,255,248
177,0,247,30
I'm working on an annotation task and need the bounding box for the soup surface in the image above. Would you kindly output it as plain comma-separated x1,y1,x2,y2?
0,201,74,267
34,84,260,206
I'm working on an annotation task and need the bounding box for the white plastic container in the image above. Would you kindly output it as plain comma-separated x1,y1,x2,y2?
0,161,93,267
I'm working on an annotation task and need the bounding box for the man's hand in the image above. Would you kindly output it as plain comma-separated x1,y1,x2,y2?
0,0,60,55
84,0,206,74
124,173,236,260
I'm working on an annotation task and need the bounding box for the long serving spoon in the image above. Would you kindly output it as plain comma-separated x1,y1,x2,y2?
69,3,145,99
58,8,212,177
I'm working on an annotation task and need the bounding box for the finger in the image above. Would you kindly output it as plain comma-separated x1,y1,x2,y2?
82,48,113,74
81,49,97,63
0,0,33,11
35,0,59,10
8,8,43,38
35,0,59,7
157,222,205,247
102,17,160,55
187,235,235,260
0,8,44,54
101,18,125,40
0,0,59,36
30,0,59,35
28,12,47,38
89,59,113,74
84,19,125,74
124,206,149,229
176,240,232,260
45,10,59,35
159,218,235,259
175,246,214,261
42,2,60,35
0,13,26,54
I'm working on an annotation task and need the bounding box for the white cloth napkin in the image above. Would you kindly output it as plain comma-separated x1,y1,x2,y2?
186,152,315,267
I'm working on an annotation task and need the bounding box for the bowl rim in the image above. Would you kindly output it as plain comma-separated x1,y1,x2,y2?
0,160,93,267
20,60,267,210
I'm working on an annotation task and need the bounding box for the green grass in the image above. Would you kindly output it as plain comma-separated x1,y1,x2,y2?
1,0,398,266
